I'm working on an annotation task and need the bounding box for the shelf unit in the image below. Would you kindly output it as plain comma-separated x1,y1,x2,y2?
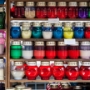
7,0,90,88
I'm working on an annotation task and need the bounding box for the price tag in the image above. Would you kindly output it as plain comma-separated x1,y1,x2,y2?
64,39,76,45
48,18,59,23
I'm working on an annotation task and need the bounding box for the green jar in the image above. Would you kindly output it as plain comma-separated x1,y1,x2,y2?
10,41,22,59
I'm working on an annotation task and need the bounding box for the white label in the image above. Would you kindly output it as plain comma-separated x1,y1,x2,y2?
48,18,59,23
64,39,76,45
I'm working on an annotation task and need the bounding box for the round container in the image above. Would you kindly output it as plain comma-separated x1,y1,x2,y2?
73,86,82,90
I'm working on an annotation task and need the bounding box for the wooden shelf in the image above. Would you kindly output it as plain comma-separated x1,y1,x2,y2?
0,54,6,57
10,79,90,83
0,80,5,82
0,4,6,7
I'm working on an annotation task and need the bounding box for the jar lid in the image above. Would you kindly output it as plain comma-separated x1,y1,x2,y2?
55,62,63,66
85,22,90,27
27,62,36,66
54,23,62,27
70,41,79,46
22,88,32,90
11,22,20,27
0,59,3,63
11,41,21,45
58,2,66,6
14,62,23,66
75,22,84,27
73,86,82,89
44,22,51,27
41,62,50,66
16,85,25,89
65,22,72,27
0,7,4,12
46,41,56,46
81,41,90,45
68,62,77,66
22,22,30,27
33,22,40,27
6,88,15,90
35,41,44,46
23,41,32,45
50,84,58,89
58,41,66,46
36,2,46,6
69,2,77,6
16,2,24,6
82,62,90,66
0,33,3,38
48,2,56,6
79,2,87,7
26,2,34,6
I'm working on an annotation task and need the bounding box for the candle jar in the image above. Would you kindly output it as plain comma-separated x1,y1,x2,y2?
63,22,74,39
39,62,51,80
53,23,63,39
36,2,47,18
80,41,90,59
62,84,71,90
85,22,90,38
14,2,25,18
0,33,5,55
68,42,80,59
73,86,82,90
32,22,42,38
57,2,67,19
78,2,88,18
66,62,79,80
34,41,45,59
11,62,25,80
22,88,32,90
22,41,33,59
0,0,5,4
74,22,84,38
21,22,31,39
10,22,21,39
57,41,68,59
10,41,22,59
47,2,57,18
0,7,5,29
15,85,25,90
25,2,35,18
25,62,38,80
42,22,52,39
80,62,90,80
46,41,56,59
52,62,65,80
6,88,15,90
68,2,78,18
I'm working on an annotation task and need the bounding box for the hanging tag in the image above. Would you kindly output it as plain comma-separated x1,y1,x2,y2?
64,39,76,45
48,18,59,23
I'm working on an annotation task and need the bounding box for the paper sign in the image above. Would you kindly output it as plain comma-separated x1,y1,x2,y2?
64,39,76,45
48,18,59,23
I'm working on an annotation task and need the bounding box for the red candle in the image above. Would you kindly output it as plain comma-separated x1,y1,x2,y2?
66,62,79,80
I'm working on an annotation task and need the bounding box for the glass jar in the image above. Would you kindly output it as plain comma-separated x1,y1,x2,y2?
68,2,78,18
11,62,25,80
0,33,5,55
22,88,32,90
78,2,88,18
68,42,80,59
66,62,79,80
6,88,15,90
57,41,68,59
80,62,90,80
25,2,35,18
34,41,45,59
0,83,5,90
74,22,84,38
21,22,31,39
50,84,61,90
63,22,74,39
22,41,33,59
25,62,38,80
46,41,56,59
47,2,57,18
32,22,42,38
85,22,90,38
80,41,90,59
15,85,25,90
53,23,63,39
10,41,22,59
14,2,25,18
62,84,71,90
39,62,51,80
52,62,65,80
10,22,21,39
0,7,5,29
73,86,82,90
88,3,90,18
42,22,52,39
57,2,67,19
36,2,47,18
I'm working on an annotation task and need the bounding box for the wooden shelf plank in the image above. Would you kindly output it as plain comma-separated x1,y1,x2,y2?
10,79,90,83
0,80,5,82
0,4,6,7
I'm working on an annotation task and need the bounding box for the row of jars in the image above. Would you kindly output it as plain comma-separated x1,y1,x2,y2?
11,2,90,19
11,61,90,80
11,22,90,39
10,41,90,59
